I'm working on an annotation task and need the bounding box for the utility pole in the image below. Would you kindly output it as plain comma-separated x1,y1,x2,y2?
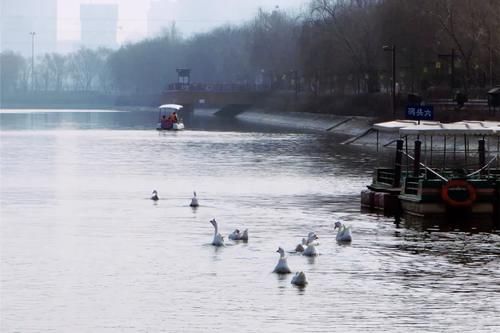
29,31,36,91
291,70,298,99
489,31,494,87
451,48,455,89
383,45,396,117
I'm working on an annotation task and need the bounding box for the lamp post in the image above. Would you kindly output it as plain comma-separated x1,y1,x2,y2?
383,45,396,117
29,31,36,91
290,69,298,99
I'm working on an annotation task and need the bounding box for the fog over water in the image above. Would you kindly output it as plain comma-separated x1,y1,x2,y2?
1,109,499,332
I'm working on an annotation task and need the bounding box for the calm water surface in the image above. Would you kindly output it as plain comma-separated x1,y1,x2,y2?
1,109,499,332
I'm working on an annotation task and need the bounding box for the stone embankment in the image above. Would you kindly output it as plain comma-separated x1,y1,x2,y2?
234,108,374,138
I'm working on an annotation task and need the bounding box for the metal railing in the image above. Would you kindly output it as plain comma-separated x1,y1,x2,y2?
402,152,449,181
466,155,499,178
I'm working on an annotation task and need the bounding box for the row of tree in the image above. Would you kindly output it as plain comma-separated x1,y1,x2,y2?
1,0,499,99
1,48,112,94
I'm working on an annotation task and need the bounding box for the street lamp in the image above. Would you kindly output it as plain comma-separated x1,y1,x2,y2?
383,45,396,117
29,31,36,91
290,69,298,99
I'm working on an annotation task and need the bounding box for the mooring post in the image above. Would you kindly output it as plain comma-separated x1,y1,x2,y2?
413,140,422,177
496,182,500,228
393,139,404,188
478,139,486,177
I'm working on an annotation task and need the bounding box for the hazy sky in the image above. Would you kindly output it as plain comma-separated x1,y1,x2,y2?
59,0,307,43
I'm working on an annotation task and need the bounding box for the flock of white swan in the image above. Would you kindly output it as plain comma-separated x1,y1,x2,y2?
151,190,352,287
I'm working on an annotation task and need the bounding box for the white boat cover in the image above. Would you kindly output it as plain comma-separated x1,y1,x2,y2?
158,104,183,110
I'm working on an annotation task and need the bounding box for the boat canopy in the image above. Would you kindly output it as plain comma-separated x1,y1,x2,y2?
374,120,500,136
158,104,183,110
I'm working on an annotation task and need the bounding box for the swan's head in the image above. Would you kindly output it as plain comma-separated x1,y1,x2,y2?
233,229,240,234
276,247,285,256
193,191,197,197
292,271,308,285
242,229,248,236
151,190,159,200
334,221,342,230
306,233,318,244
210,219,218,229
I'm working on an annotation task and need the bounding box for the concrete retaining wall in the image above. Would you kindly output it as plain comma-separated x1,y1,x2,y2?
235,109,374,136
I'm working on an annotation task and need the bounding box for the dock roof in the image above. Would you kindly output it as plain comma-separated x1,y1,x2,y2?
374,120,500,136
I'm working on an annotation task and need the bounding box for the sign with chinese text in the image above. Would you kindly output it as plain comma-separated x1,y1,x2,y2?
405,105,434,121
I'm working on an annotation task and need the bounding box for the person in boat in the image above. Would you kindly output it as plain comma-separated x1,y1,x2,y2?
161,115,173,129
171,112,179,123
160,115,168,129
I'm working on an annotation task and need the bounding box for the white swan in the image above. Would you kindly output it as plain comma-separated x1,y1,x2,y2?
306,232,320,245
295,238,307,252
334,221,352,243
228,229,241,240
209,219,224,246
240,229,249,241
273,247,291,274
151,190,159,201
228,229,249,241
291,271,308,286
303,233,319,257
190,191,199,207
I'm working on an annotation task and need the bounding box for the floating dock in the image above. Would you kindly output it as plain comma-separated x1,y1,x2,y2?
361,120,500,228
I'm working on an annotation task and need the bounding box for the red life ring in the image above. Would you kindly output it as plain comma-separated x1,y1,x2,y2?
441,179,477,208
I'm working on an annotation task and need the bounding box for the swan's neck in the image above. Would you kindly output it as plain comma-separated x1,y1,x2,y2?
212,222,218,236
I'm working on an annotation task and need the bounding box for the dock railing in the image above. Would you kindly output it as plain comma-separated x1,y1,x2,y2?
403,176,421,195
375,168,396,186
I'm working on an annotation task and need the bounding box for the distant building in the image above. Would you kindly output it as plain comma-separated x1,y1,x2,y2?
57,40,80,55
0,0,57,56
80,4,119,50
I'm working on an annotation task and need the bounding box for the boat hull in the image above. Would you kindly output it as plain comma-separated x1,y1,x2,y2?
156,122,185,131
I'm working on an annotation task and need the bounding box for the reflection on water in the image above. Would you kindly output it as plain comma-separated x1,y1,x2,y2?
1,109,499,332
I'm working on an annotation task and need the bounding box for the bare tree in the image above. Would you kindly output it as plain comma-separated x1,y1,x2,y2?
0,52,26,95
68,48,108,91
248,8,300,85
421,0,497,91
309,0,383,92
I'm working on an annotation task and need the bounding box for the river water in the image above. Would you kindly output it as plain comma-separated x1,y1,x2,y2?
1,109,499,332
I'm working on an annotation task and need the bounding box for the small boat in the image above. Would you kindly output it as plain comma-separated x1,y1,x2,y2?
157,104,185,131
